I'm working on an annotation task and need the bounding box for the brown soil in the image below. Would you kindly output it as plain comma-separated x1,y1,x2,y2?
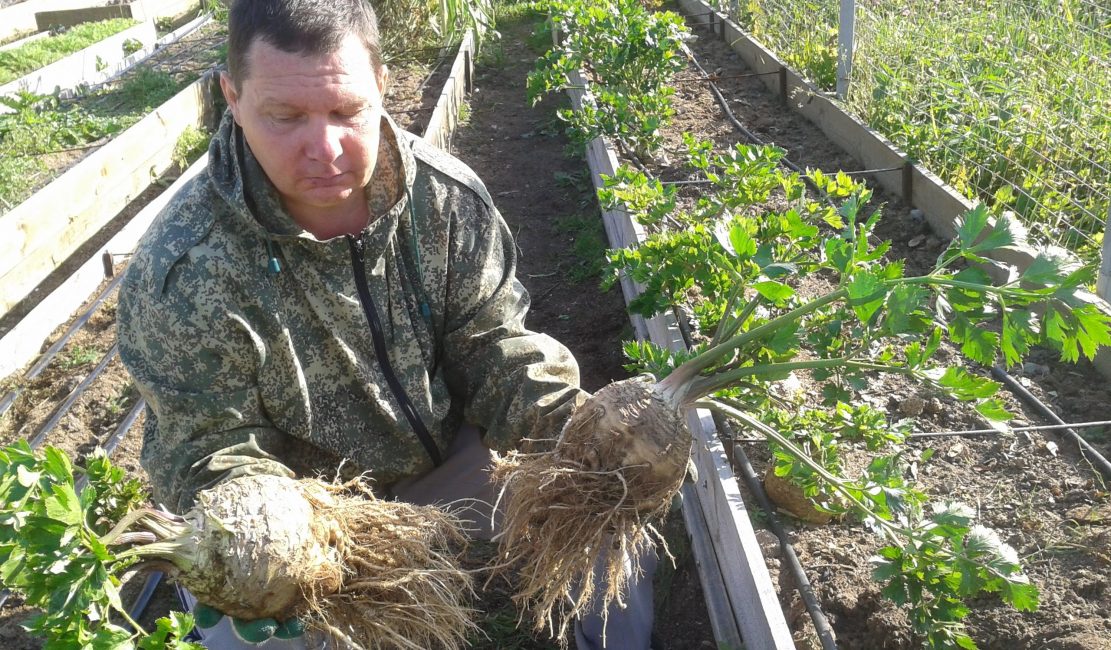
618,7,1111,650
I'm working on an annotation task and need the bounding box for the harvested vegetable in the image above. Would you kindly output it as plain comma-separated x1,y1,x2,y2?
0,443,475,649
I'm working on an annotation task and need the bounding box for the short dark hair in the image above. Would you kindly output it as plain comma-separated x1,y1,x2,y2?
226,0,383,90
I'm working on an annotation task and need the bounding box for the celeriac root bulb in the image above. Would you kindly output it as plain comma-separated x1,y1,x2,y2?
492,375,692,640
116,474,475,650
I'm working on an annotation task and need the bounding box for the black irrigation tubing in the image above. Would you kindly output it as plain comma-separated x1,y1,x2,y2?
72,398,146,493
671,310,838,648
729,433,839,650
991,365,1111,482
676,43,807,178
0,274,124,416
673,70,783,84
732,420,1111,443
27,343,119,451
127,572,165,631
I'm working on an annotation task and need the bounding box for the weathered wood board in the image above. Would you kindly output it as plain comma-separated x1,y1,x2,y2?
0,73,218,318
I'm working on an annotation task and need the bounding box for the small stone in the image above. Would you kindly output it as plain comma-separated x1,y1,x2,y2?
946,442,965,458
909,208,925,223
899,395,926,416
908,234,926,248
924,397,944,415
1023,361,1049,377
754,529,782,558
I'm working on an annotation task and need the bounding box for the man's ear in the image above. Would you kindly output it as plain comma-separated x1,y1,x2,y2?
375,64,389,95
219,71,241,124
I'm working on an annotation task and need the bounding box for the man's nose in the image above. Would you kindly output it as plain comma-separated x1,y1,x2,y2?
304,118,342,163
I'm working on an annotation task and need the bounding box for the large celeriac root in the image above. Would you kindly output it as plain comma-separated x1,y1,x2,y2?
491,376,692,642
116,474,476,650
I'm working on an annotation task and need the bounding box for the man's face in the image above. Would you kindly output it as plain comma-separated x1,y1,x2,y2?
221,33,386,222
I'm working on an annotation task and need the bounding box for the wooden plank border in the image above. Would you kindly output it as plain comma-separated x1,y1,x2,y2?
566,68,794,649
0,71,219,318
0,155,209,379
35,0,199,31
0,0,91,44
0,20,158,106
422,30,476,150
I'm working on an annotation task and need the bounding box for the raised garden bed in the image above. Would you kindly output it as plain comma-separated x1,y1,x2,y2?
555,1,1111,648
33,0,198,31
0,19,156,102
0,16,226,330
0,0,95,44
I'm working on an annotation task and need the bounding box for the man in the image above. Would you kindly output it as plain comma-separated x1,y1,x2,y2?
117,0,655,647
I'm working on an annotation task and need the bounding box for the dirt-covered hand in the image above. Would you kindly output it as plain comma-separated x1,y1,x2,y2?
193,602,305,643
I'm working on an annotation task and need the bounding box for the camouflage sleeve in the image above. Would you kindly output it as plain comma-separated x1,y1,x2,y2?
440,196,589,452
118,261,294,514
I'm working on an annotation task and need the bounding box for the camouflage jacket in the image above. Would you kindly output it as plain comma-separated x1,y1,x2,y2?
118,111,586,513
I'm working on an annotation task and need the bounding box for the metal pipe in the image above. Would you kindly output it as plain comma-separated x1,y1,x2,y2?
28,343,119,450
0,273,124,417
836,0,856,99
991,365,1111,481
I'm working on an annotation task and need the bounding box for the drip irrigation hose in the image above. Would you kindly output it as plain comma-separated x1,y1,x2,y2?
0,273,124,417
727,429,839,650
73,398,146,493
673,311,837,648
127,571,164,630
991,365,1111,482
27,343,120,451
731,420,1111,443
677,43,804,178
101,398,145,458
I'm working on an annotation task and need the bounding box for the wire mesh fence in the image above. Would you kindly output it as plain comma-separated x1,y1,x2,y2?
718,0,1110,260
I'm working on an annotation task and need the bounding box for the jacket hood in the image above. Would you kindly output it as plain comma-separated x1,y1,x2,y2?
206,108,419,242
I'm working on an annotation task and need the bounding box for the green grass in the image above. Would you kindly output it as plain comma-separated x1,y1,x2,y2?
556,212,608,283
58,344,101,370
171,125,212,170
731,0,1109,259
0,19,138,85
0,68,194,210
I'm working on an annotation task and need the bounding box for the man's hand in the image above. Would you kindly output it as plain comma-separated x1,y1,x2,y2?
193,603,305,643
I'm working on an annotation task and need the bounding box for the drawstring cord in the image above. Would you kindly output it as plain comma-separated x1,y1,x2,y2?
262,188,430,325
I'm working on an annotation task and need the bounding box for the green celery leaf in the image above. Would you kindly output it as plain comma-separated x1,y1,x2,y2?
954,205,991,251
884,284,930,335
975,399,1011,421
932,367,999,401
44,484,83,527
950,316,999,365
752,280,794,304
1001,581,1039,612
41,448,74,486
1018,251,1073,286
848,272,887,324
